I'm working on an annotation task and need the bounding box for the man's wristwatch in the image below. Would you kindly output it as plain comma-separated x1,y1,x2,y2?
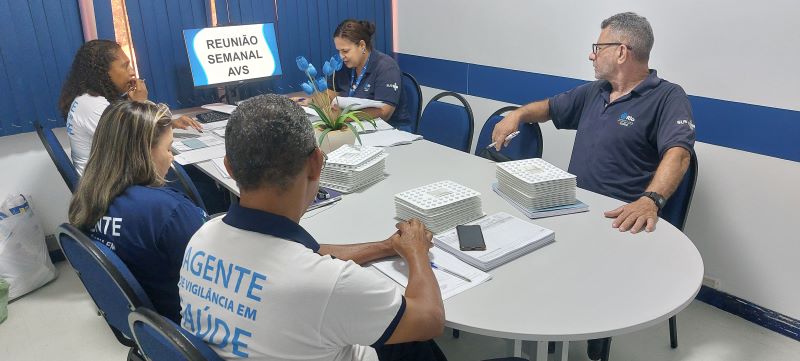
642,191,667,210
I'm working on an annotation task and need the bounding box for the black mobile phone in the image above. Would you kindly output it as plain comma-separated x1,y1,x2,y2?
457,224,486,251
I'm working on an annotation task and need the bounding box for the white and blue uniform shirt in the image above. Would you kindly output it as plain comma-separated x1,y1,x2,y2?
332,50,410,128
179,203,405,361
66,93,110,175
89,185,207,322
549,70,696,202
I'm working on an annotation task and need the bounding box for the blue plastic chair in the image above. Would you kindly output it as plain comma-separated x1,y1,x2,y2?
129,307,224,361
57,223,153,361
392,72,422,133
34,121,80,193
475,106,543,160
661,151,698,349
417,92,474,152
166,161,207,212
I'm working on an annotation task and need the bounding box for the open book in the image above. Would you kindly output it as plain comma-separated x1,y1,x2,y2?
433,212,555,271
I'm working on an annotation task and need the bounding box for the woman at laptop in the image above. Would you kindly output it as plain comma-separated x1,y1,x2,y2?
58,39,202,174
69,100,207,322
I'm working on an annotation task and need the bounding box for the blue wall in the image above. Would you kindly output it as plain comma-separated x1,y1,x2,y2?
397,53,800,163
0,0,84,135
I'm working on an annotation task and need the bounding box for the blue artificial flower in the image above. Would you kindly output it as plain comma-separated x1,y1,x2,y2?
331,54,343,71
322,61,334,76
296,56,309,71
306,64,318,78
300,81,314,95
315,77,328,91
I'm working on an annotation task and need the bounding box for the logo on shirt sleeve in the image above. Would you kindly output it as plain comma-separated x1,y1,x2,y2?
386,82,399,91
676,119,696,130
617,112,635,127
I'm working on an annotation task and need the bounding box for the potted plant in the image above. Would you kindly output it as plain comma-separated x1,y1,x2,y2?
296,55,375,153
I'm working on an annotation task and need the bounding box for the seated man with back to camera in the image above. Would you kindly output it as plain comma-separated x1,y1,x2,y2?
178,94,447,361
492,12,695,235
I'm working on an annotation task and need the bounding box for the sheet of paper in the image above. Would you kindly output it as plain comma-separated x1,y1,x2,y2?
333,96,386,110
211,157,230,179
173,144,226,165
372,247,491,300
201,103,237,114
172,135,224,152
359,129,422,147
357,118,394,133
435,212,554,264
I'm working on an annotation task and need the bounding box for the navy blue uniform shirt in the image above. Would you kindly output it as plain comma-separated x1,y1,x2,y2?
549,70,695,202
89,185,206,322
332,50,410,127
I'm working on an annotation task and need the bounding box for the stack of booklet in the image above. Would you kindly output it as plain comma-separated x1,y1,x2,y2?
494,158,588,218
320,145,387,193
394,181,483,234
433,212,555,271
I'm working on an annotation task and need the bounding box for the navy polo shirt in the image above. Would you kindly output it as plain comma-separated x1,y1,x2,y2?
89,185,206,322
332,50,410,127
549,70,696,202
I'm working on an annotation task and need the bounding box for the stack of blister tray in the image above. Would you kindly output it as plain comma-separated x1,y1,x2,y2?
495,158,577,210
395,180,483,233
320,144,387,193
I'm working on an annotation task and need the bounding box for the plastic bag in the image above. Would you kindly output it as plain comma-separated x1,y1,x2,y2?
0,194,57,300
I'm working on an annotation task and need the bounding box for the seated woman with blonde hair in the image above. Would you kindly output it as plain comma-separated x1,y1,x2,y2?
69,101,207,322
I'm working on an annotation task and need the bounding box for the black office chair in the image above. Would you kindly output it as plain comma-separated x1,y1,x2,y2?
475,106,543,161
395,72,423,133
34,121,80,193
417,92,475,152
128,307,224,361
57,223,152,361
594,152,699,360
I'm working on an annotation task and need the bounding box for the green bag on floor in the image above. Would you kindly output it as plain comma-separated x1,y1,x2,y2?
0,278,9,324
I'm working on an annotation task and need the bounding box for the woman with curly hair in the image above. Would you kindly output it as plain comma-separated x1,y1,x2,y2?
58,40,201,174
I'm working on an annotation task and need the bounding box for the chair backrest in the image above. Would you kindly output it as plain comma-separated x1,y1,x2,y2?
57,223,154,347
417,92,475,152
474,106,543,160
34,121,80,193
129,307,224,361
661,152,699,231
395,72,422,133
166,161,206,211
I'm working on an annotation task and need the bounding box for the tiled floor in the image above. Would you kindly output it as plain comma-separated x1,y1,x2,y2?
1,262,798,361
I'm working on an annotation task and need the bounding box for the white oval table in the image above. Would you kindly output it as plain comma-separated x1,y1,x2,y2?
194,139,705,361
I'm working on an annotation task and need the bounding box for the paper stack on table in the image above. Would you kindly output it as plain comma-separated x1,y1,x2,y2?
494,159,583,213
433,212,555,271
372,246,492,300
394,180,483,234
320,145,387,193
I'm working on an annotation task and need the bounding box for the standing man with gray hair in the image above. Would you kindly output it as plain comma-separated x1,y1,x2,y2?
178,94,447,361
492,11,695,360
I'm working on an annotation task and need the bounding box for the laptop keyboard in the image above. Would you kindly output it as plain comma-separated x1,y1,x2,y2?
195,111,230,124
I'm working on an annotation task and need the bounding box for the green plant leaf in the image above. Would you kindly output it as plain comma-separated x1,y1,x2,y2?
317,128,332,146
345,122,363,145
308,103,332,128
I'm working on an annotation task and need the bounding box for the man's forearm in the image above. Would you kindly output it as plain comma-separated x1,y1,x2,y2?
517,99,551,123
645,147,691,199
318,240,395,265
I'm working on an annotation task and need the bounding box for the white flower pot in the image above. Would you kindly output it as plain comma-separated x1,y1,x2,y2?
315,128,357,153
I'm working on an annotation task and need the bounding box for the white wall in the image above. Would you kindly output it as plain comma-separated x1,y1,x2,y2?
400,1,800,319
0,129,72,250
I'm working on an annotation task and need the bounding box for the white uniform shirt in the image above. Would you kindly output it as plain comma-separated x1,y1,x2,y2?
65,93,110,174
179,203,405,361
